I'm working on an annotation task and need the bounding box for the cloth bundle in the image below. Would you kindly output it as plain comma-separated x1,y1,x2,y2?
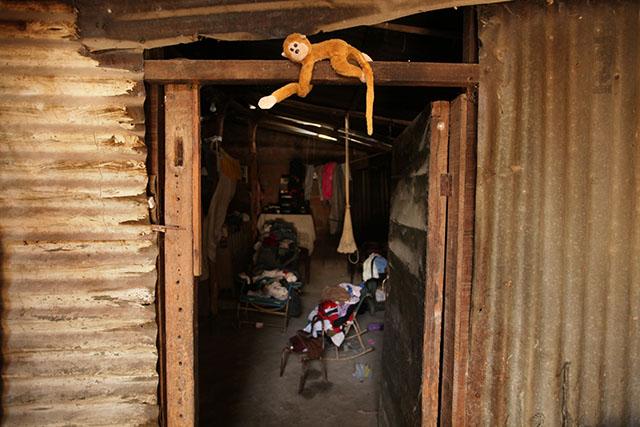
362,253,388,282
303,283,362,346
238,270,295,301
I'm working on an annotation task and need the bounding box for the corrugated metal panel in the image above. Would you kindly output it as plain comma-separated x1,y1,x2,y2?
0,2,158,425
469,1,640,425
74,0,508,49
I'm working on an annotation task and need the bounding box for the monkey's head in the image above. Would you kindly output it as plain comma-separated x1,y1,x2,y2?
282,33,310,63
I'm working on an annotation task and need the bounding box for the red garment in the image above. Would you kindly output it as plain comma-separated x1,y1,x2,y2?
317,300,354,333
322,162,336,200
317,300,341,333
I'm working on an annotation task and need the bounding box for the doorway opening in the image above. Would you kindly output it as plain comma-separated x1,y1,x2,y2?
145,7,478,426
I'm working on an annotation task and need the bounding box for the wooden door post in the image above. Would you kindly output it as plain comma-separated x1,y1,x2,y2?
422,101,450,426
164,83,200,426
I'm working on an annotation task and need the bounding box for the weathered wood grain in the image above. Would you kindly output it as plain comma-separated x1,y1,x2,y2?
421,101,450,427
164,83,197,426
145,60,480,87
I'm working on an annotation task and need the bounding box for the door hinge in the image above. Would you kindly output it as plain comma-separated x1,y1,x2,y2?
440,173,452,197
151,224,183,233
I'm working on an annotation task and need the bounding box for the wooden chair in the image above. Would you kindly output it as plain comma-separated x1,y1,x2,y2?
280,330,327,393
319,290,374,361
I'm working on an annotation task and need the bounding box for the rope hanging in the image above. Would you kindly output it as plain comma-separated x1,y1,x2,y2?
337,113,358,256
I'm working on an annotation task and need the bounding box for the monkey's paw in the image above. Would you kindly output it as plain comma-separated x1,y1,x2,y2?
258,95,277,109
360,72,366,83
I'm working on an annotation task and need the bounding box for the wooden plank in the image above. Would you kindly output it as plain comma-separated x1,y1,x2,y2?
164,84,196,426
460,94,477,427
144,60,479,87
454,10,478,426
440,94,470,427
192,84,202,277
421,101,450,426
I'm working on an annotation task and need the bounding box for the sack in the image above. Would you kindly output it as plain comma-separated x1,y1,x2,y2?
288,330,323,358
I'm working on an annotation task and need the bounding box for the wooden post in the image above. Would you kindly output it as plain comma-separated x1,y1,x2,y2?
164,83,198,426
440,95,472,427
192,88,202,277
422,101,450,427
454,8,478,427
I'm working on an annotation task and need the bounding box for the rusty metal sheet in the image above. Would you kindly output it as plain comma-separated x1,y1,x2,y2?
469,1,640,425
74,0,508,50
0,2,158,425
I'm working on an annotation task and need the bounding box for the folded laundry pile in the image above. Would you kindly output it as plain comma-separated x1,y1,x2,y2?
303,283,363,346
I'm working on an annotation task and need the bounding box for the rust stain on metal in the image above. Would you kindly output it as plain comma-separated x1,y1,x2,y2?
75,0,509,50
469,1,640,425
0,1,158,425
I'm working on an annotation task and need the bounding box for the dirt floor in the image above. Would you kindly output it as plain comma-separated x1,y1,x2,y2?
198,240,384,426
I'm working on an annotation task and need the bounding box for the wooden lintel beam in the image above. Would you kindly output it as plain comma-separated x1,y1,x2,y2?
144,60,479,87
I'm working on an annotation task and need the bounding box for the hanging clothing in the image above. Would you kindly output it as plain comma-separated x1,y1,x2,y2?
304,164,315,201
322,162,336,200
329,162,345,235
219,147,242,181
314,164,325,201
204,174,236,262
202,148,241,278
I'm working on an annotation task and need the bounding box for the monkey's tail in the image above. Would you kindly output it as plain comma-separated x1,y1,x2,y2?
364,68,374,135
351,49,375,135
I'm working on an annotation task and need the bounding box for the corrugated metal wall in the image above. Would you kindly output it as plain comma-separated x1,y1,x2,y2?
74,0,507,49
469,1,640,425
0,2,158,425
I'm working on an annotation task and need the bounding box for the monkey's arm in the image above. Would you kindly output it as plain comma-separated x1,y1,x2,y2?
296,62,314,97
258,63,315,109
258,82,298,109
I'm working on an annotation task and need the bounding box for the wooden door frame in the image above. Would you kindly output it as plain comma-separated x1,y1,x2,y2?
145,59,478,426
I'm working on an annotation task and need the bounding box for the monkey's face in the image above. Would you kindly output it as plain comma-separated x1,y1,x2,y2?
282,34,310,63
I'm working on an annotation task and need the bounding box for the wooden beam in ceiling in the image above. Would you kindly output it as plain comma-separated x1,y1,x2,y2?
371,22,460,39
144,60,479,87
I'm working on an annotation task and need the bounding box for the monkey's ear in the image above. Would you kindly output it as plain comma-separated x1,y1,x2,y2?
281,52,286,57
301,34,307,39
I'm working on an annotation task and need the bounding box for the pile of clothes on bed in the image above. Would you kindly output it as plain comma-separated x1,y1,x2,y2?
303,282,363,347
237,269,299,301
253,219,299,270
236,219,303,317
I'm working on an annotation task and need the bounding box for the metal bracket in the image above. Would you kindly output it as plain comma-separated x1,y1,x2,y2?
151,224,183,233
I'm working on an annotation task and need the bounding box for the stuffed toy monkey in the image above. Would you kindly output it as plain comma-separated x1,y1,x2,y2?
258,33,375,135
